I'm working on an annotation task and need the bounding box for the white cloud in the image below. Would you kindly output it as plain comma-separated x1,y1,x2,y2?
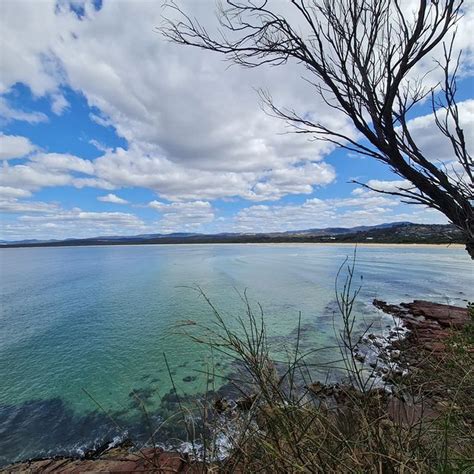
0,190,449,242
89,139,109,152
51,93,69,115
57,2,348,173
0,186,32,199
0,98,48,124
0,198,60,214
364,180,413,194
0,196,215,240
0,0,349,202
250,163,336,200
72,177,115,189
0,134,36,160
1,152,96,192
90,145,336,202
98,193,128,204
149,199,215,233
227,195,447,233
18,209,141,225
30,152,95,174
1,162,73,191
403,99,474,165
0,0,77,96
1,204,148,241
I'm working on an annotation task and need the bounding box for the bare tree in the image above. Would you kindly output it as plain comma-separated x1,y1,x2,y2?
161,0,473,257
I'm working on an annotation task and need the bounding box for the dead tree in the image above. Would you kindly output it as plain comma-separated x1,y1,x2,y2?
161,0,473,257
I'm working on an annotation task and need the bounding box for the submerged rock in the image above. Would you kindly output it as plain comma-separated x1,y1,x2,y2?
182,375,197,383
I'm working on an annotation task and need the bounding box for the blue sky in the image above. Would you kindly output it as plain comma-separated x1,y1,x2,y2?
1,0,473,241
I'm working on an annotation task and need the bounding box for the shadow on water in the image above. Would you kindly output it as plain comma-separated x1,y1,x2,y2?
0,390,209,467
0,398,121,467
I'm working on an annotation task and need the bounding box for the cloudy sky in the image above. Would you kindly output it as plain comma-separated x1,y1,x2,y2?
1,0,473,241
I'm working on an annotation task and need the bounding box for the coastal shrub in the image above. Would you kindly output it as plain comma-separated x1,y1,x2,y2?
103,258,473,472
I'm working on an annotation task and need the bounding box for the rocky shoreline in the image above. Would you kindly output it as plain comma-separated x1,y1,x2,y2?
373,299,469,348
3,300,471,473
1,445,206,473
356,299,470,381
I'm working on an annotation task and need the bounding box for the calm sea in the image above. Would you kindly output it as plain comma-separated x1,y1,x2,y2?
0,244,472,465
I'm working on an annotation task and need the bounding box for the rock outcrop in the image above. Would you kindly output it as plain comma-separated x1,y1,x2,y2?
373,299,470,353
2,447,204,473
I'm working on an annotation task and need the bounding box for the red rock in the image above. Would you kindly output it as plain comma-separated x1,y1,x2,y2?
387,398,437,425
421,342,446,352
2,450,205,473
407,301,469,329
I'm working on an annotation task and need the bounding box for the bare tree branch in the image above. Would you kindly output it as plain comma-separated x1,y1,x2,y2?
160,0,474,257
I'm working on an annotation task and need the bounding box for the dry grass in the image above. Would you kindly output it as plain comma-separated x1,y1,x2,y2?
124,260,474,473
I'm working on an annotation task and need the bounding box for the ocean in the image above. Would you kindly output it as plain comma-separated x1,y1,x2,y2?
0,243,472,465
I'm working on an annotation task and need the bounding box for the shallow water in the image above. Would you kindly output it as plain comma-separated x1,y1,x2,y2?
0,244,472,465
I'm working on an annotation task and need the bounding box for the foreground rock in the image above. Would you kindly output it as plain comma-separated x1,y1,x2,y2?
2,447,205,473
308,300,472,426
373,299,470,354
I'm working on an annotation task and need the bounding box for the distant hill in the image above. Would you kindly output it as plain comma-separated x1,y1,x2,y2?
276,221,414,236
0,223,464,248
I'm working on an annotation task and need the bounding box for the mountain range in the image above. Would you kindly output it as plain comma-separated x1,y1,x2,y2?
0,222,464,248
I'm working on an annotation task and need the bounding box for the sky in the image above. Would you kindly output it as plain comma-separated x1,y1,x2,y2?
0,0,473,241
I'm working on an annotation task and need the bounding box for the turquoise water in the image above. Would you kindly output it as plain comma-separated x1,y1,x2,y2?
0,244,472,464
